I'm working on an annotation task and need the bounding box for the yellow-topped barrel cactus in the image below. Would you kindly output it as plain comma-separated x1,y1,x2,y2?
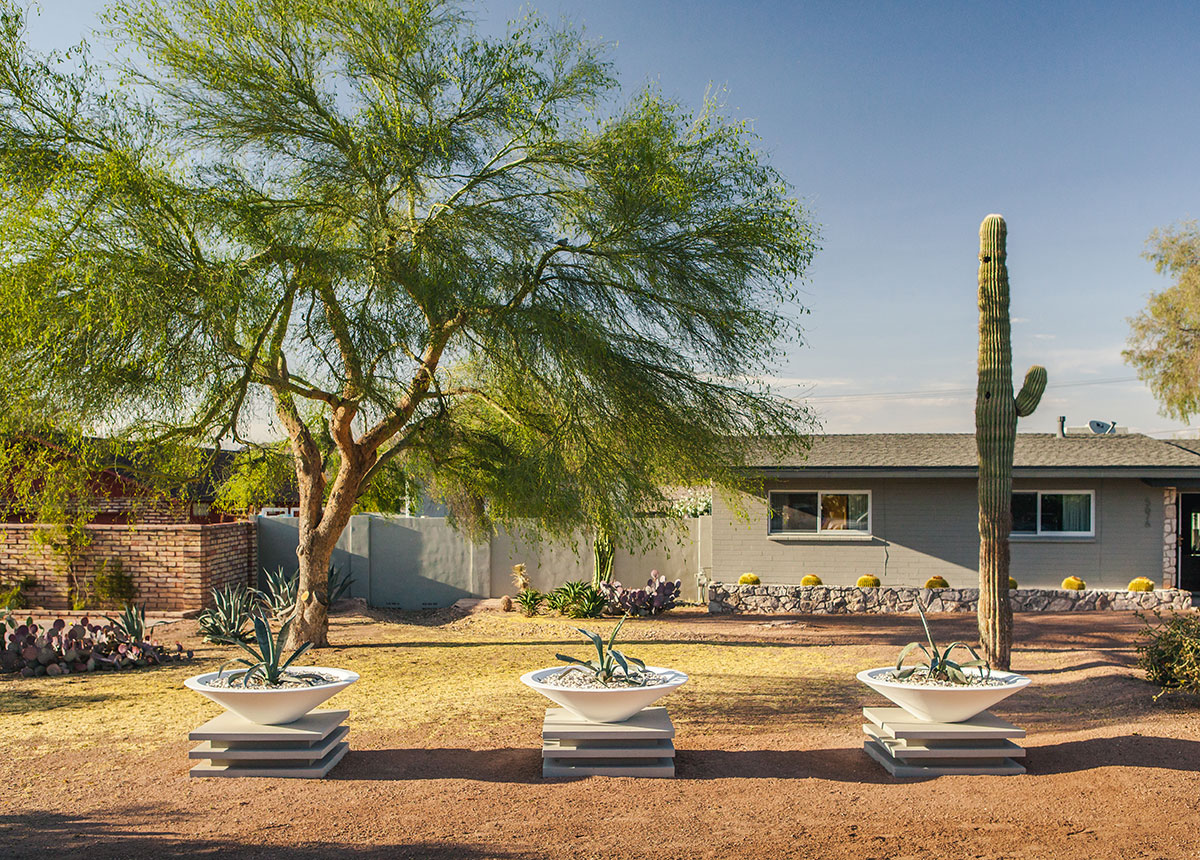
857,574,881,588
925,576,949,589
976,215,1047,671
1009,576,1018,590
1128,577,1155,592
800,574,822,586
1061,576,1086,590
738,572,760,585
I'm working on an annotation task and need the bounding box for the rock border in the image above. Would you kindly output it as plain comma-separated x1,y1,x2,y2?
706,583,1193,615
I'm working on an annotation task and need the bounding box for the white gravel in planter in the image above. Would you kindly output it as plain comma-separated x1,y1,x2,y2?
541,668,670,690
201,669,342,689
880,669,1010,688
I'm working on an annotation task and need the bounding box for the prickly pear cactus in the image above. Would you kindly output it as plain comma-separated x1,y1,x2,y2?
976,214,1047,671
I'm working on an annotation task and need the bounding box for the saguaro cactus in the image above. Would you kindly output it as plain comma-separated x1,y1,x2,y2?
976,215,1047,670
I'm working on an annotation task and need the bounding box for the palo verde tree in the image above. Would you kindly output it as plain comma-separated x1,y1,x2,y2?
0,0,818,646
1124,221,1200,419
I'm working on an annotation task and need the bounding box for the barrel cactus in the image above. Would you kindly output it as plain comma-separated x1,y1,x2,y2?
856,575,881,588
1062,576,1086,591
1009,576,1018,590
976,215,1047,670
800,574,822,586
738,572,760,585
925,576,949,589
1128,577,1155,592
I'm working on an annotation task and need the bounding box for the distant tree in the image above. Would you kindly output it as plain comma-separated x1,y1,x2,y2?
0,0,818,645
1125,221,1200,418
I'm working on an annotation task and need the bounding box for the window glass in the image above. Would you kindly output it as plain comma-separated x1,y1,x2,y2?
822,493,869,531
770,493,817,532
1041,493,1090,533
1012,493,1037,533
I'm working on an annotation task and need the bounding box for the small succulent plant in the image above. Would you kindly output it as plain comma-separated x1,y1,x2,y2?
555,615,646,686
894,602,990,685
856,575,881,588
599,572,680,617
1009,576,1019,590
738,572,760,585
219,612,323,688
546,581,603,617
514,589,544,617
511,563,530,593
2,613,191,676
924,576,949,589
801,574,822,586
259,567,300,622
197,584,257,644
1128,577,1155,592
1062,576,1086,591
106,603,163,644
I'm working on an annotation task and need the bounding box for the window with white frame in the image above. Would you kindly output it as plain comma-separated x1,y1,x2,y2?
768,491,871,535
1011,491,1094,536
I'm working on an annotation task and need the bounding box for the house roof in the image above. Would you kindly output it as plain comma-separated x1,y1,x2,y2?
749,433,1200,478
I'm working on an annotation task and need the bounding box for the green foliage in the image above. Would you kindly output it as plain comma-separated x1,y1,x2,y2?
0,576,34,609
220,612,322,688
554,616,646,686
670,488,713,518
800,574,822,586
197,583,256,644
325,564,354,606
856,575,881,588
514,589,543,617
1137,611,1200,700
591,528,615,590
1124,221,1200,420
924,576,949,589
1061,576,1086,591
90,559,137,608
1128,577,1155,592
894,603,990,686
738,572,760,585
212,444,295,516
0,1,818,644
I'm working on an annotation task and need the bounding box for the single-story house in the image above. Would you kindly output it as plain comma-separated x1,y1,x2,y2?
711,433,1200,592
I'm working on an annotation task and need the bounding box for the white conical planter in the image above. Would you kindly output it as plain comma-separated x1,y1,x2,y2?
185,666,359,725
857,666,1030,723
521,666,687,723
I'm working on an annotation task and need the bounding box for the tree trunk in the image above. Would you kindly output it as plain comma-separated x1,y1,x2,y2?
289,526,337,648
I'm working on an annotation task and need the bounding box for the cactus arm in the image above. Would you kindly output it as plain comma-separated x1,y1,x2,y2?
1014,365,1047,417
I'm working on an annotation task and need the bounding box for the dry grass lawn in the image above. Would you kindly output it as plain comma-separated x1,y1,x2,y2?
2,605,1199,859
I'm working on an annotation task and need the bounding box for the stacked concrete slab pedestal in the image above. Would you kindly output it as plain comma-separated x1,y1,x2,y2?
862,707,1026,777
189,709,350,778
541,707,675,777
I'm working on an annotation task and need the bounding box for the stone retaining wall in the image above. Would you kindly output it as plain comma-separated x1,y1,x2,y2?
707,583,1194,615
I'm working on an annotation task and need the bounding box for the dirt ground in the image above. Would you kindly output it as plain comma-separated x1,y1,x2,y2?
2,606,1198,860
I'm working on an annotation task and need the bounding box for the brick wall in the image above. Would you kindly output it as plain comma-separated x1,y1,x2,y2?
0,521,255,612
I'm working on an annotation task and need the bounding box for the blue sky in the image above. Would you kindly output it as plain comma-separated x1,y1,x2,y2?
25,1,1200,435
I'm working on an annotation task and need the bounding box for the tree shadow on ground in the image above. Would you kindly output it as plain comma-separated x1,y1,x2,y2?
1028,735,1200,774
0,811,529,860
331,747,546,783
676,747,903,782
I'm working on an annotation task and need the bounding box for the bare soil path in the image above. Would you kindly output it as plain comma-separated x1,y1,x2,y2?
2,608,1197,859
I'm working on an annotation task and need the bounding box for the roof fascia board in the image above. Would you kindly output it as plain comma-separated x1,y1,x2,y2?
752,467,1200,480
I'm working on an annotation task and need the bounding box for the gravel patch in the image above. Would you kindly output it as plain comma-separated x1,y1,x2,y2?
541,667,670,689
879,669,1013,687
202,669,341,689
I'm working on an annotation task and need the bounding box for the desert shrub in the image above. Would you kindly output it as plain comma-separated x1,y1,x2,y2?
1061,576,1086,590
856,575,881,588
1,614,192,676
1137,611,1200,699
1128,577,1155,592
546,581,605,619
514,589,544,617
924,576,949,589
800,574,822,586
599,572,680,617
0,576,35,610
738,572,760,585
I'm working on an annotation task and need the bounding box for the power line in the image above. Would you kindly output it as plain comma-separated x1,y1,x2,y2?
792,376,1140,404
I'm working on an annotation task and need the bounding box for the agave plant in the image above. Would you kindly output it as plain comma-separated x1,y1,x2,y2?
324,564,354,606
106,603,163,643
546,581,605,618
197,584,256,644
219,612,324,688
514,589,543,617
258,567,299,622
894,603,990,685
555,615,647,686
